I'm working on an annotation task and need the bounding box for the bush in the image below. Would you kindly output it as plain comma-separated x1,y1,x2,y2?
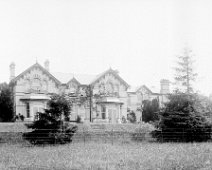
127,111,136,123
122,116,127,123
132,123,155,141
23,115,77,145
152,94,212,142
76,115,82,123
23,94,78,145
142,99,159,123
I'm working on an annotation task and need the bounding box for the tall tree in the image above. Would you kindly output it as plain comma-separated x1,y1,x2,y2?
0,83,14,122
174,48,197,94
152,93,212,142
142,99,159,123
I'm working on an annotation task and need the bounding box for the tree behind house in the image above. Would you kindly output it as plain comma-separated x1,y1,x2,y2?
0,83,14,122
174,48,197,94
142,99,159,123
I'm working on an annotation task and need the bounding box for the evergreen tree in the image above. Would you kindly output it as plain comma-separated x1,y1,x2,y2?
152,93,212,142
142,99,159,123
23,94,77,145
174,48,197,94
0,83,14,122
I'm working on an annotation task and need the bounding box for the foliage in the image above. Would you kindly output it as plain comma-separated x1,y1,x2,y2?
192,94,212,121
127,110,137,123
142,99,159,123
132,122,155,141
15,114,25,121
23,94,78,145
174,48,197,94
47,94,72,120
121,116,127,123
152,93,212,142
0,83,14,122
76,115,82,123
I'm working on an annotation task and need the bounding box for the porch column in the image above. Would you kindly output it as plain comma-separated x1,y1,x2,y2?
117,105,121,123
29,102,34,121
106,107,109,122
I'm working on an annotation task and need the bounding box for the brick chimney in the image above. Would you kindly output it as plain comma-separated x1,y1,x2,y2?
44,60,50,72
160,79,170,94
9,62,15,81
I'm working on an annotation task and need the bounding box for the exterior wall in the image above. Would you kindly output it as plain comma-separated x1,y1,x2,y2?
92,72,128,121
127,88,169,122
15,68,59,94
12,65,129,123
13,66,59,120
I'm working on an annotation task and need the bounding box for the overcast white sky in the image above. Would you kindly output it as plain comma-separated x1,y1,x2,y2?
0,0,212,95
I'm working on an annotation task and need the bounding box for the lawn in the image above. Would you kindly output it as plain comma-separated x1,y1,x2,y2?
0,123,212,169
0,141,212,170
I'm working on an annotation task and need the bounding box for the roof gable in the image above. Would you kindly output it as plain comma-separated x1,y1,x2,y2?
67,77,81,86
90,68,130,88
11,63,61,85
136,85,153,94
52,72,96,84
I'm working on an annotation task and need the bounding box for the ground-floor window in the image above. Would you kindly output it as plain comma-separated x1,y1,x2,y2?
26,103,30,118
101,105,106,119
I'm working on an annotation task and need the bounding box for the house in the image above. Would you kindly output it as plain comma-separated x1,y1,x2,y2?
9,60,169,123
9,61,130,123
127,79,170,121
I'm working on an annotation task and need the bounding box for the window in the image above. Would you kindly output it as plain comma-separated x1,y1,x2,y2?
101,105,106,119
32,78,41,92
26,103,30,118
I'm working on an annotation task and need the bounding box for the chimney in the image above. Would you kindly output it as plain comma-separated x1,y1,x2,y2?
160,79,170,94
9,62,15,81
44,60,50,72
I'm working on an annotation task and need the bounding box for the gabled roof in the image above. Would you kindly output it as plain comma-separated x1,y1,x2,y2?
136,85,153,94
11,63,61,85
67,77,81,85
127,84,162,95
90,68,130,88
52,72,96,85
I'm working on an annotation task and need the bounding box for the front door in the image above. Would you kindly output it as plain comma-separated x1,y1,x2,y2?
108,108,117,123
33,105,44,119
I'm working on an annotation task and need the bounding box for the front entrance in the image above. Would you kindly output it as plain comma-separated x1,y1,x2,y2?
95,97,123,123
33,105,44,117
108,108,117,123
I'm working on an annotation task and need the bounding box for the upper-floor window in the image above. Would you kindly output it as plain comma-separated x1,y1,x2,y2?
31,78,41,91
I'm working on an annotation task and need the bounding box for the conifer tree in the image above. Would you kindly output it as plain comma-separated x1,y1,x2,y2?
0,83,14,122
174,48,197,94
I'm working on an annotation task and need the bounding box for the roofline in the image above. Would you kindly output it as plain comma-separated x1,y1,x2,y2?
67,77,81,85
136,85,153,94
90,68,130,88
10,62,61,85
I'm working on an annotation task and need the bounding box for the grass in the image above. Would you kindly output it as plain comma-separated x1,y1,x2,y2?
0,122,212,169
0,141,212,170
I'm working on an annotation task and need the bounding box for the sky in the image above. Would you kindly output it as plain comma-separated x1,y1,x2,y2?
0,0,212,95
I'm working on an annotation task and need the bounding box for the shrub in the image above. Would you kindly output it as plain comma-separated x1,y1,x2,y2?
76,115,82,123
142,99,159,123
23,115,77,145
127,111,136,123
152,93,212,142
132,122,155,141
122,116,127,123
23,94,78,145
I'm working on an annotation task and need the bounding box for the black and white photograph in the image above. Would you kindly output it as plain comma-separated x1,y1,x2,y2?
0,0,212,169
